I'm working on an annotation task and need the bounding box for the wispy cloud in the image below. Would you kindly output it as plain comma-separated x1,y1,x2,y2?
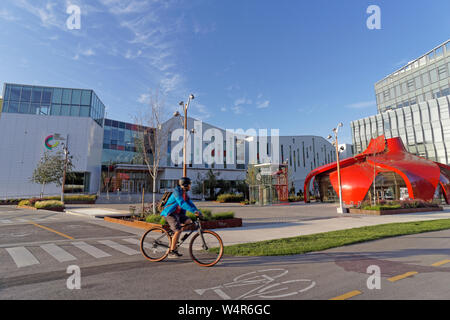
345,100,376,109
256,100,270,109
0,9,19,21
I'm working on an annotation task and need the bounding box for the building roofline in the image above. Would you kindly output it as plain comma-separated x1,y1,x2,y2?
375,39,449,86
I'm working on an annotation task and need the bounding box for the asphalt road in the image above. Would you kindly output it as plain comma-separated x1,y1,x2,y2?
1,206,450,300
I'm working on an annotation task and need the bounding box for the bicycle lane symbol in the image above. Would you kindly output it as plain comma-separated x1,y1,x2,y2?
194,269,316,300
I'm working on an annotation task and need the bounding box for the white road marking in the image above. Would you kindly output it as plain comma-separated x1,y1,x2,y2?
0,219,12,224
71,241,111,258
98,240,140,255
40,244,77,263
6,247,40,268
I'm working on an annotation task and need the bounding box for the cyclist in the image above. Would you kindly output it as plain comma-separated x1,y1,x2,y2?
160,177,202,258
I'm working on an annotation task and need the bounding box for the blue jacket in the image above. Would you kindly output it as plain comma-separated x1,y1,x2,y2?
160,185,199,217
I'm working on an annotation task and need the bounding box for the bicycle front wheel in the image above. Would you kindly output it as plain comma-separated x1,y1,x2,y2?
189,230,224,267
140,227,171,262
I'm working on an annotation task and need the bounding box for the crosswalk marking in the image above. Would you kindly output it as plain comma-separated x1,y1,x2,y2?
98,240,140,256
40,244,77,263
14,218,29,223
0,219,12,224
71,241,111,258
6,247,40,268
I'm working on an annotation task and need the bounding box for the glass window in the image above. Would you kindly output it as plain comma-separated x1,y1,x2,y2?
119,122,126,129
80,106,90,117
104,119,112,127
438,65,447,80
71,89,81,105
31,87,42,103
70,105,80,116
62,89,71,104
61,105,70,116
111,129,118,140
51,104,61,116
39,105,49,115
42,89,52,104
10,86,21,101
441,87,449,97
414,76,422,89
4,85,10,101
30,103,39,115
81,90,91,105
19,102,29,114
2,101,8,112
104,129,111,141
9,102,19,113
430,68,438,82
21,87,31,102
52,88,62,104
422,72,430,86
118,130,125,142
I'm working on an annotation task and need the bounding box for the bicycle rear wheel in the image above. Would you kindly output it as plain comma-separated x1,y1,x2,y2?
189,230,224,267
140,227,171,262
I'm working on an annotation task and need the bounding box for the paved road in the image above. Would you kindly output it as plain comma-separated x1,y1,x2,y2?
1,206,450,300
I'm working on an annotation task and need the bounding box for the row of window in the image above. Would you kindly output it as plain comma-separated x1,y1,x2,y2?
2,101,91,117
377,64,449,106
382,86,450,112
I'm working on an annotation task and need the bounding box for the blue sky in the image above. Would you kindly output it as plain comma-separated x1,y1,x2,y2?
0,0,449,143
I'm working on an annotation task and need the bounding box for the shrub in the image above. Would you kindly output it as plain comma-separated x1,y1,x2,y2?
212,211,235,220
217,193,244,203
288,196,302,202
34,200,65,210
146,214,163,224
18,200,31,207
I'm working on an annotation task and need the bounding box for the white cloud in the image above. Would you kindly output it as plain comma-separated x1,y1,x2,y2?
138,93,150,104
0,9,19,21
346,100,376,109
234,97,252,106
256,100,270,109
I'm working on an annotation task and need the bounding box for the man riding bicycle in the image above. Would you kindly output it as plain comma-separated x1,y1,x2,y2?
160,177,202,258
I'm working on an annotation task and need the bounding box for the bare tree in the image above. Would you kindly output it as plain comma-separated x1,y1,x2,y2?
134,89,172,214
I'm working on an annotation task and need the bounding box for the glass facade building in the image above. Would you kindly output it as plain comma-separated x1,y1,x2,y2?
375,40,449,113
1,83,105,126
352,40,450,165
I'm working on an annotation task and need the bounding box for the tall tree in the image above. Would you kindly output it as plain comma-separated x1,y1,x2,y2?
135,90,171,214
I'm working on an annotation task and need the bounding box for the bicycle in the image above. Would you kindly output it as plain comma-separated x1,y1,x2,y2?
140,216,224,267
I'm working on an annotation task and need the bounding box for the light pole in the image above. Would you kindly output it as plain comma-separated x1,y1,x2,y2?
173,94,195,177
327,123,347,214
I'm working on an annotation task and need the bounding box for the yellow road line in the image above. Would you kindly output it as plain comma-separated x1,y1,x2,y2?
330,290,362,300
388,271,418,282
431,259,450,267
28,221,74,240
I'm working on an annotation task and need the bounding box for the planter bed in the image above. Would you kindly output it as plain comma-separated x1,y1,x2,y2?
17,205,65,212
349,206,443,215
104,216,242,230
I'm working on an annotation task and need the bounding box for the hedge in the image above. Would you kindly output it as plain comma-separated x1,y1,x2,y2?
217,193,245,203
34,200,65,210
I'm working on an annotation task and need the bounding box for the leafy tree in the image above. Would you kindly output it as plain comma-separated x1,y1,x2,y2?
30,150,74,198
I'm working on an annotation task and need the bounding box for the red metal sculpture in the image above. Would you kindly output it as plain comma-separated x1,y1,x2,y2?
304,135,450,205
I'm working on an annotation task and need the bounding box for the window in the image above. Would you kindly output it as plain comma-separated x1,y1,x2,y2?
30,104,39,114
71,89,81,105
430,68,438,82
31,88,42,103
62,89,71,104
10,86,21,101
21,87,31,102
81,90,91,105
19,102,29,114
52,88,62,104
70,105,80,116
422,72,430,86
80,106,90,117
51,104,61,116
407,79,415,92
438,65,447,80
61,105,70,116
40,105,49,115
42,89,52,104
9,102,19,113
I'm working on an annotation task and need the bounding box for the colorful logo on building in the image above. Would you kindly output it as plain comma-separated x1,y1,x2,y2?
45,135,60,150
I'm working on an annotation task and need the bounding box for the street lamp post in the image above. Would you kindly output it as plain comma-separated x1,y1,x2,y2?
61,135,69,204
174,94,195,177
328,123,348,214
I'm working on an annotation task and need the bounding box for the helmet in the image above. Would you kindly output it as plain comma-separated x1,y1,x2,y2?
178,177,191,187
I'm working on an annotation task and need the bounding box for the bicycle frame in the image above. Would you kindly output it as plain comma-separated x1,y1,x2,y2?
173,219,205,250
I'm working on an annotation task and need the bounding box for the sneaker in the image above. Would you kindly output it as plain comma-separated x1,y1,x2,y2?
168,250,183,258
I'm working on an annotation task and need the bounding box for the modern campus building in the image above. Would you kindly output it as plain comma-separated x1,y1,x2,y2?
351,40,450,164
0,82,335,200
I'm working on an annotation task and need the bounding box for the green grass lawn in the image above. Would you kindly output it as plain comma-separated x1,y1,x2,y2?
219,219,450,256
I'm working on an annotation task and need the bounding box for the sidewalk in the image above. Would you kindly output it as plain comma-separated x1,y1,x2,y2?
216,208,450,246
